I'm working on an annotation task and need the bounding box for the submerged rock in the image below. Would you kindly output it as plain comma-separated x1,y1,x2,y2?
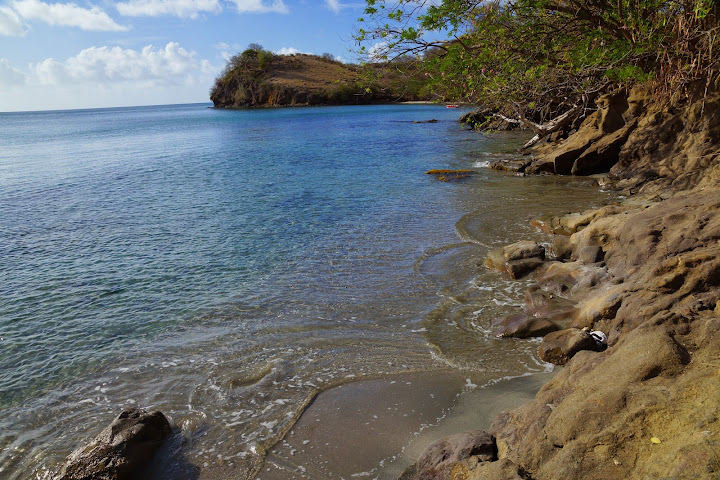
485,241,546,279
425,169,476,182
54,408,172,480
492,313,562,338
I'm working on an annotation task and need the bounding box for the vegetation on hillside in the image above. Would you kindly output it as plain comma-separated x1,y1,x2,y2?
210,45,434,107
355,0,719,139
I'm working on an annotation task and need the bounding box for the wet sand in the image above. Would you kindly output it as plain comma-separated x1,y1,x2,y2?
260,370,555,479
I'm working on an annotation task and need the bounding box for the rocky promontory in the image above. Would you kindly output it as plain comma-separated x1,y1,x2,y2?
401,86,720,479
210,47,432,108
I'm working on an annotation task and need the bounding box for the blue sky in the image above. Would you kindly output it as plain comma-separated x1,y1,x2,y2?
0,0,372,111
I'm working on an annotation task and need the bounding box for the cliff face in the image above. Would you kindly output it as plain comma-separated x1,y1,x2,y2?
210,52,430,108
401,88,720,480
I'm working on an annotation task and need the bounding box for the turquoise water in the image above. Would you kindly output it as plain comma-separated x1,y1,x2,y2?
0,104,610,479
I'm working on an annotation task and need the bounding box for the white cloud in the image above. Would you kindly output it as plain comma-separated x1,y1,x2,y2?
275,47,308,55
324,0,341,13
366,41,388,61
227,0,288,14
0,6,26,36
11,0,128,31
116,0,220,19
31,42,210,85
0,58,26,85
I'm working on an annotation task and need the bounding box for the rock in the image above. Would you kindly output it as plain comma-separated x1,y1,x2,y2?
526,112,603,175
571,120,637,175
596,89,630,134
523,285,576,317
576,245,604,264
54,409,172,480
526,90,632,176
506,257,545,279
425,169,475,182
530,215,573,236
551,235,573,260
491,326,703,480
492,287,579,338
413,119,439,123
448,458,526,480
609,87,720,195
460,108,521,131
537,328,599,365
400,431,497,480
571,283,626,329
485,241,546,279
492,313,562,338
489,159,532,173
536,261,609,296
463,88,720,480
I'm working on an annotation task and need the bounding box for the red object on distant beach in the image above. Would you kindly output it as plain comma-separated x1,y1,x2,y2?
446,104,459,108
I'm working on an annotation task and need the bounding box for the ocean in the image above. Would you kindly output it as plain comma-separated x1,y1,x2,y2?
0,103,611,479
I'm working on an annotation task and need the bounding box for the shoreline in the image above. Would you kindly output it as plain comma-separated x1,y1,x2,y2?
46,89,720,479
260,371,556,480
399,86,720,479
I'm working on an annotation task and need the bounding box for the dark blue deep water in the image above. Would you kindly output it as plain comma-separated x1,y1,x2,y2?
0,104,610,479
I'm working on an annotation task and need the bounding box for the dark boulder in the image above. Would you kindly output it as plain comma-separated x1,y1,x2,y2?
54,408,172,480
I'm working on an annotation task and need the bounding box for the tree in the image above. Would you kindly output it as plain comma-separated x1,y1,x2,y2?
355,0,719,143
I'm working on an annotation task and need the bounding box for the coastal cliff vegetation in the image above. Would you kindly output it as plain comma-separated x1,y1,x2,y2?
210,45,433,107
357,0,719,144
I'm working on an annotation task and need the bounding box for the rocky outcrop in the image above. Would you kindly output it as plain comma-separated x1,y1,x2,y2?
409,186,720,479
211,51,432,108
400,88,720,479
524,89,633,175
54,408,172,480
515,86,720,181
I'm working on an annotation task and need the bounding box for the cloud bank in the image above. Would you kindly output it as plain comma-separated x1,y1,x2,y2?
11,0,128,31
32,42,211,85
0,5,26,36
228,0,288,14
116,0,221,19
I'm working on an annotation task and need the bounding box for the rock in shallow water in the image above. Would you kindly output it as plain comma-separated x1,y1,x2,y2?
492,313,562,339
54,408,172,480
485,241,546,279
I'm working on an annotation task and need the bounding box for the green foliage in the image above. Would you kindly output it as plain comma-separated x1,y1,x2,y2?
354,0,720,118
210,44,279,106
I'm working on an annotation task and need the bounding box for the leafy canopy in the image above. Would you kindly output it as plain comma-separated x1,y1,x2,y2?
355,0,719,119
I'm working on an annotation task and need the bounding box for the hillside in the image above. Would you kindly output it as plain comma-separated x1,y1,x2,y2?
210,49,432,108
